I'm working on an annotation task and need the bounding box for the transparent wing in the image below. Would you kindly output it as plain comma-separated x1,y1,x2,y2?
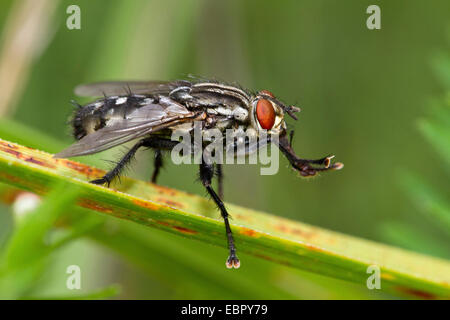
74,80,192,97
55,98,196,158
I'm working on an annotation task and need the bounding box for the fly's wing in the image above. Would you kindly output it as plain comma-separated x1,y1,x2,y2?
54,97,196,158
74,80,191,97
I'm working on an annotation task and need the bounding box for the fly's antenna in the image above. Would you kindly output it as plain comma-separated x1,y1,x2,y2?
265,95,301,120
285,105,301,120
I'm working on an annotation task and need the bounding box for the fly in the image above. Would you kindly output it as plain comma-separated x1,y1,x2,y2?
55,78,344,269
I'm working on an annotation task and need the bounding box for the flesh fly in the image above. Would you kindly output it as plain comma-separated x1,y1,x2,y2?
55,78,343,268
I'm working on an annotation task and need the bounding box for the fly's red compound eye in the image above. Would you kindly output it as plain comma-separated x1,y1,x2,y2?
256,99,276,130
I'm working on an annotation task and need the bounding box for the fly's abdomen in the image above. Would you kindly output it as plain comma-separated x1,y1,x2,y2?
71,94,155,140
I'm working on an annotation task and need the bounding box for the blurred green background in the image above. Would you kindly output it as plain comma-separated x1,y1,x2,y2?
0,0,448,299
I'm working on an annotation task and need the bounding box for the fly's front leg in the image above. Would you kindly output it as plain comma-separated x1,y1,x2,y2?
199,162,239,269
277,133,343,177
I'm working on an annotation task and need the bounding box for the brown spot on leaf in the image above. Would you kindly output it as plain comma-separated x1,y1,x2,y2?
0,141,18,149
254,253,274,261
60,159,105,178
254,253,292,266
304,244,324,252
25,157,54,168
274,224,288,233
152,184,178,196
155,220,170,227
154,220,197,235
156,197,184,209
0,171,23,184
239,227,259,237
290,228,315,239
0,172,47,194
235,213,252,222
132,198,160,211
173,226,198,235
79,199,113,213
274,224,315,239
1,147,21,158
0,146,55,169
395,286,437,300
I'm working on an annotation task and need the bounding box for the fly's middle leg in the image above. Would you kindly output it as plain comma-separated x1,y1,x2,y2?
216,163,224,199
199,161,239,269
151,149,163,183
142,137,179,183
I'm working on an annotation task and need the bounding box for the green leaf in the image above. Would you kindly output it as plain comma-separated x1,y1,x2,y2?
418,103,450,167
1,183,80,271
430,50,450,90
379,222,450,259
23,284,120,300
0,138,449,299
0,182,80,298
398,171,450,235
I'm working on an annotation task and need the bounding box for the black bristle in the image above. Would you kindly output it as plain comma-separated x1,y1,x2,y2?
70,99,82,109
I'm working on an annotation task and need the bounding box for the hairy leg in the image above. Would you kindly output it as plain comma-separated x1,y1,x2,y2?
90,139,146,186
151,149,163,183
199,161,239,268
277,133,343,177
216,163,224,199
91,136,177,186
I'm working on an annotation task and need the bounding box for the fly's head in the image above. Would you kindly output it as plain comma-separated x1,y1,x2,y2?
250,89,299,136
251,89,343,177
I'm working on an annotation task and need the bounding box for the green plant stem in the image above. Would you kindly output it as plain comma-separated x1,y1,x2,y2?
0,138,449,299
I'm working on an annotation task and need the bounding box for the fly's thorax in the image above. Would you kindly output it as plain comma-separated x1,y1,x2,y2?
205,105,249,122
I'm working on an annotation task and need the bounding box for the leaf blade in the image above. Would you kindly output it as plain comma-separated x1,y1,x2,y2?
0,138,449,299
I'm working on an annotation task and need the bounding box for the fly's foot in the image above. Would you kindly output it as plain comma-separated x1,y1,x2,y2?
226,253,240,269
294,156,344,177
331,162,344,170
90,177,111,187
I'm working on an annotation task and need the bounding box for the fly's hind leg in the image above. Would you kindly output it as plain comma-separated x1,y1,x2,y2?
91,137,177,187
90,139,146,187
199,161,239,269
